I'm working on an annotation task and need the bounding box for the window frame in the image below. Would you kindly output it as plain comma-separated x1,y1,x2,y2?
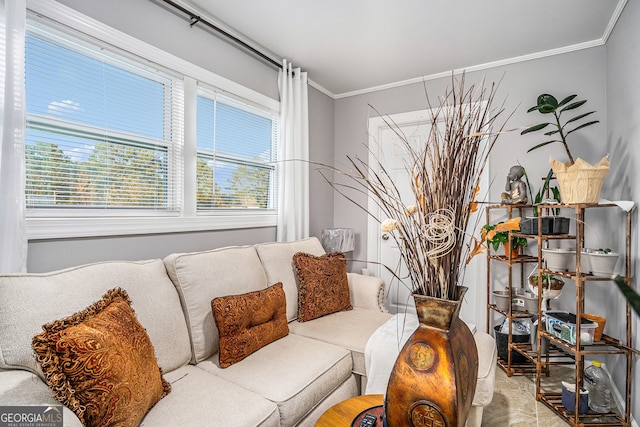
25,0,280,240
195,86,279,213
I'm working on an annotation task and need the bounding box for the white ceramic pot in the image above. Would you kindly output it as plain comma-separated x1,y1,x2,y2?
542,248,576,272
492,289,527,312
584,251,619,276
492,290,510,311
579,250,590,274
520,291,538,314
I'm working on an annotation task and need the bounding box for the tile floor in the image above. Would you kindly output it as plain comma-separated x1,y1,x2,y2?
482,367,569,426
481,365,623,426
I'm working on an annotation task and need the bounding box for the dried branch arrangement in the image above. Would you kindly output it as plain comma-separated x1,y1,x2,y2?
321,74,512,300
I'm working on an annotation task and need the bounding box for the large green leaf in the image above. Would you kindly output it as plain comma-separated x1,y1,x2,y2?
526,140,558,152
614,275,640,317
539,104,556,114
537,94,558,108
521,123,550,135
557,94,577,108
565,120,599,136
565,111,596,125
560,100,587,113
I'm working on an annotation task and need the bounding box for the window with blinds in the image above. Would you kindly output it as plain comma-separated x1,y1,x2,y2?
196,90,278,211
24,26,181,212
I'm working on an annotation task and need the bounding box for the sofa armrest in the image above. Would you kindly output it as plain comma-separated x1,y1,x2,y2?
347,273,389,313
0,368,83,426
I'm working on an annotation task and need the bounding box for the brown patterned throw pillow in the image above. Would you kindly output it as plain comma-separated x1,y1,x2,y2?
293,251,352,322
32,288,170,427
212,282,289,368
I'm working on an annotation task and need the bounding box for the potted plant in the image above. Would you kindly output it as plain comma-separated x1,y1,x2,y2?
521,93,609,204
542,247,576,271
482,218,528,258
529,273,565,299
520,167,570,235
582,248,619,276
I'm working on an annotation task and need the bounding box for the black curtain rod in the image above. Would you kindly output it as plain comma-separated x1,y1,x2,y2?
159,0,282,70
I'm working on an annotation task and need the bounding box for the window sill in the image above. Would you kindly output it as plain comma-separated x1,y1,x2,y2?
27,214,277,240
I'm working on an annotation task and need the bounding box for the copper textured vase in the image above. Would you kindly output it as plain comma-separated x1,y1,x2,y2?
384,286,478,427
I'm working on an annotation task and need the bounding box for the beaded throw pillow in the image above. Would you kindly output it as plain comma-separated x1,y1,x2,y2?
32,288,170,427
293,251,352,322
212,282,289,368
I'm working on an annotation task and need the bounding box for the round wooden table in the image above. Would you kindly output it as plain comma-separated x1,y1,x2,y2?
315,394,384,426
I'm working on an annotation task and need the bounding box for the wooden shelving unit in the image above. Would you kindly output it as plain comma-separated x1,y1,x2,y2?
530,203,637,426
486,202,638,425
485,204,540,376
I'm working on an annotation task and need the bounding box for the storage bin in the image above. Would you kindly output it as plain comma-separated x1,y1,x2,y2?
494,325,530,364
545,311,596,345
562,381,589,414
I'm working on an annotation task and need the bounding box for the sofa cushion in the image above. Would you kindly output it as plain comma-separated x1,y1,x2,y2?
32,288,170,427
255,238,325,321
288,308,393,376
164,246,268,363
197,333,352,427
212,282,289,368
146,365,280,427
0,259,191,376
293,252,352,321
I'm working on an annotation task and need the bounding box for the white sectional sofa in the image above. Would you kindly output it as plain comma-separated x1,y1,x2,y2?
0,237,495,426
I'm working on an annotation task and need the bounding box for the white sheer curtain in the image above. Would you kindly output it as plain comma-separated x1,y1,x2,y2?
277,60,309,242
0,0,27,273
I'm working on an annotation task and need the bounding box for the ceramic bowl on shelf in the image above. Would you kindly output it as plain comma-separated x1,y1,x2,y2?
492,288,527,312
542,248,575,272
520,291,538,314
579,249,591,274
492,290,511,311
582,249,619,276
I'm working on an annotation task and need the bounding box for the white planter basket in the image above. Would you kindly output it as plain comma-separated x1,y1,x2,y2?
583,251,619,276
550,156,610,204
542,248,576,272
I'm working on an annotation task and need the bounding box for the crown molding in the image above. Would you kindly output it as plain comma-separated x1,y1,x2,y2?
334,0,627,99
602,0,628,43
335,38,606,99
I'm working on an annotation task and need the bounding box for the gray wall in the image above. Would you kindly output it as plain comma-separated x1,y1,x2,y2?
308,87,335,239
27,0,335,271
334,48,607,271
605,0,639,420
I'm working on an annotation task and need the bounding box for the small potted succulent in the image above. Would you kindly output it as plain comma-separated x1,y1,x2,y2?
582,248,619,276
521,93,609,204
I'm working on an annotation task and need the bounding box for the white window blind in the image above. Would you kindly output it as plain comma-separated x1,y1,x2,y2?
24,25,182,213
196,89,278,211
